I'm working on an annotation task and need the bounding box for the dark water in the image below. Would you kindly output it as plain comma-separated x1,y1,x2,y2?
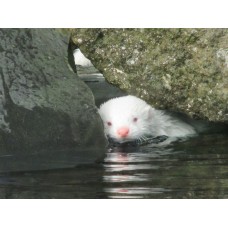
0,133,227,199
104,134,228,198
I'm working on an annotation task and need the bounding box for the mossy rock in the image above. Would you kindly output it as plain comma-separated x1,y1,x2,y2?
71,28,228,123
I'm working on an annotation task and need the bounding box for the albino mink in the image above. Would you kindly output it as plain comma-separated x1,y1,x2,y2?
98,95,197,144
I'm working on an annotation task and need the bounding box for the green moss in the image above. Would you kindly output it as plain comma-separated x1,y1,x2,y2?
71,28,228,122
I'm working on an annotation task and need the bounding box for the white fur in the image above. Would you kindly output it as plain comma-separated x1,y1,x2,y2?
98,95,196,143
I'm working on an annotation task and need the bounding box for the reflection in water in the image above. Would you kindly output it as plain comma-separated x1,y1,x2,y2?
105,187,171,199
103,145,175,198
103,134,228,199
0,164,106,199
0,134,227,198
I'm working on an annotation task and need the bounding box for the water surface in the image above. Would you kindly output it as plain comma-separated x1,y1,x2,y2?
0,133,227,198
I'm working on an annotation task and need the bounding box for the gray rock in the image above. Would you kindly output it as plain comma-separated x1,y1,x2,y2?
71,28,228,123
0,29,106,167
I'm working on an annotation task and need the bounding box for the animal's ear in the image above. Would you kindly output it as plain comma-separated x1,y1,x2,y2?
146,106,154,119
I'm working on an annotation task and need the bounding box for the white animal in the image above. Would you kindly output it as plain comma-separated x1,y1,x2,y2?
98,95,197,144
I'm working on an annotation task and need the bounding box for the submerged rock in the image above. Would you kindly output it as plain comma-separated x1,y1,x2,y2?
0,29,107,162
71,28,228,123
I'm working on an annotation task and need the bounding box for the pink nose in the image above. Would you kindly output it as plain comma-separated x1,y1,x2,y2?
117,127,129,138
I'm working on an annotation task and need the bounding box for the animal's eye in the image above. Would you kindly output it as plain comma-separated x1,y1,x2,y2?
133,117,138,122
107,121,112,126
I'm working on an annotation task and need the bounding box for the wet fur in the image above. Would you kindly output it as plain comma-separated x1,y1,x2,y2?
98,95,197,144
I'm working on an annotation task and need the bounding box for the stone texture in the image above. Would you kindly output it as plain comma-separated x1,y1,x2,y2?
0,28,106,157
71,28,228,123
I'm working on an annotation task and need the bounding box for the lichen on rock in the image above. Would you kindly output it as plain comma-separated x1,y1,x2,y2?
71,28,228,123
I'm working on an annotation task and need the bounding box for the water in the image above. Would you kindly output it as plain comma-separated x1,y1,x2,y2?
0,133,227,198
104,134,228,198
0,64,227,199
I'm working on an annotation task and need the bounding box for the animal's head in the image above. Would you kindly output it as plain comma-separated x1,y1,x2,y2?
98,95,154,143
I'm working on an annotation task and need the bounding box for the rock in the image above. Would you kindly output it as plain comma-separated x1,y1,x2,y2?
71,28,228,123
73,48,93,67
71,48,126,107
0,29,107,167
